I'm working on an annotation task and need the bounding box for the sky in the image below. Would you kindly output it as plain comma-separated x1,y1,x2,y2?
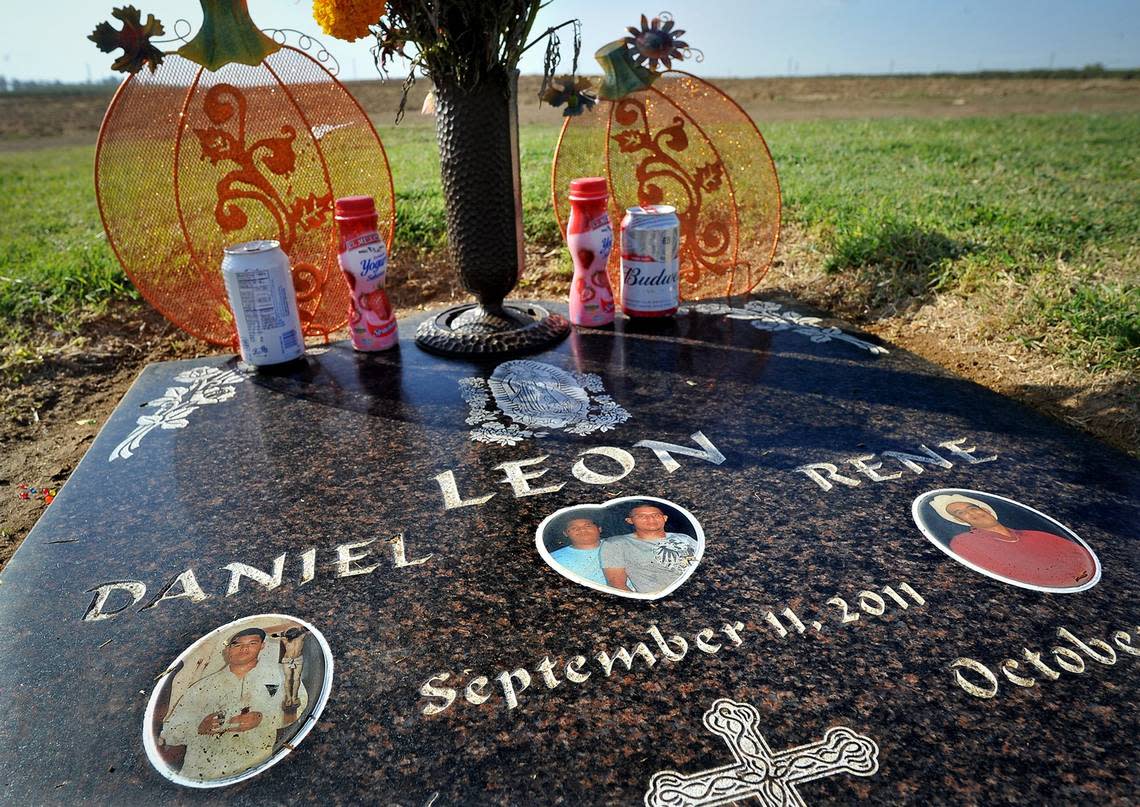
3,0,1139,83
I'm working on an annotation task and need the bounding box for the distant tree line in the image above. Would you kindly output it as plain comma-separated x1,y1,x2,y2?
781,64,1136,81
0,76,120,95
869,64,1137,81
0,64,1134,96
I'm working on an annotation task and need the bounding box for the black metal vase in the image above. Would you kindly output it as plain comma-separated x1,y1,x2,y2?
414,70,569,356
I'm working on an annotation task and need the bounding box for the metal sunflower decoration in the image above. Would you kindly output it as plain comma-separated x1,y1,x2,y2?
625,13,689,71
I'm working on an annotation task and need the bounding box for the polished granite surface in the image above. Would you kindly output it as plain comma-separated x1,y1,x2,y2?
0,298,1137,804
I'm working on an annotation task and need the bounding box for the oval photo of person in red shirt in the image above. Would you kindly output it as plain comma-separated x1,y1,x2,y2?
912,488,1101,593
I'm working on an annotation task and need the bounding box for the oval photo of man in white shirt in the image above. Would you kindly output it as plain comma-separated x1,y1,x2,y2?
143,614,333,788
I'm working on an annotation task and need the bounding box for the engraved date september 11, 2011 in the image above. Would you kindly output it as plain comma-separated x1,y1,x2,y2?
418,580,928,717
763,582,927,639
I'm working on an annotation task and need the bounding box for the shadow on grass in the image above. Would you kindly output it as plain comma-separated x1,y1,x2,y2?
825,222,972,316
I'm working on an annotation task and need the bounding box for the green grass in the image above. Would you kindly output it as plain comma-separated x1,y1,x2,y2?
769,114,1139,281
764,113,1139,370
0,146,134,324
377,123,564,250
1029,281,1140,371
1,112,1137,373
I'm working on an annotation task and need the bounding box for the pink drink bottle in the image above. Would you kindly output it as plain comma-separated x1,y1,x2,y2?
566,177,616,327
335,195,397,351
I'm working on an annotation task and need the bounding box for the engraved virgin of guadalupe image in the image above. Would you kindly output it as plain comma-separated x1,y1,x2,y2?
459,359,630,445
912,488,1101,593
143,614,333,788
536,496,705,600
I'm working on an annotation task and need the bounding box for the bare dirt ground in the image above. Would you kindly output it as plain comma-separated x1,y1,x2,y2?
2,75,1138,567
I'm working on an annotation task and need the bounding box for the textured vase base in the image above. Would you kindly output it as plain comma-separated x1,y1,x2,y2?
414,302,570,357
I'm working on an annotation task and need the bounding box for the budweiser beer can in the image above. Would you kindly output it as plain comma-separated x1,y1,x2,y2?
620,205,680,316
221,240,305,366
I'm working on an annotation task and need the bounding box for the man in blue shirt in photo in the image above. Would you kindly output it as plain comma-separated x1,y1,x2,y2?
550,512,608,586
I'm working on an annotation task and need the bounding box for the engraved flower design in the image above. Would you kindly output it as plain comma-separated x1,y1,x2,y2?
624,14,689,72
580,373,606,394
680,302,889,355
110,365,245,461
173,367,217,382
687,302,733,315
460,365,630,444
458,378,497,426
471,422,541,447
189,385,238,406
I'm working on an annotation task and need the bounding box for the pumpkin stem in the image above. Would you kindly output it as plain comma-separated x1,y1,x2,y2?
594,40,656,100
177,0,281,70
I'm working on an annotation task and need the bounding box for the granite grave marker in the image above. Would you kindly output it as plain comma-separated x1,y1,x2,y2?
0,298,1136,804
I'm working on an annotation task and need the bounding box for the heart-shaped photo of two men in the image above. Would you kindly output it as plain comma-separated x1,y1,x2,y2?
536,496,704,600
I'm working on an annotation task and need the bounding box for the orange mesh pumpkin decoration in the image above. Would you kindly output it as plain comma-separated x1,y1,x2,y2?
551,29,780,304
91,1,394,345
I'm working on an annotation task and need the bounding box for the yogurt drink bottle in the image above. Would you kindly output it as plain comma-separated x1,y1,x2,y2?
335,195,397,351
565,177,616,327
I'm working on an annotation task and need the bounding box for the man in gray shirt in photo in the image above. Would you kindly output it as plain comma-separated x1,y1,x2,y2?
601,503,699,593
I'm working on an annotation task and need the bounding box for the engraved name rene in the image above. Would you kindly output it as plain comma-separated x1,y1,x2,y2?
794,437,997,492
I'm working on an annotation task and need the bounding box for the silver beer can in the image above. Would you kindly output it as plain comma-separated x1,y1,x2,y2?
620,205,680,317
221,240,305,366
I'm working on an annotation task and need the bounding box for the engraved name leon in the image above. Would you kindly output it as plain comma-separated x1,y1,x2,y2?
645,699,879,807
434,430,726,510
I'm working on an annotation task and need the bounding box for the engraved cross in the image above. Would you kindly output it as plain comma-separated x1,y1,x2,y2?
645,699,880,807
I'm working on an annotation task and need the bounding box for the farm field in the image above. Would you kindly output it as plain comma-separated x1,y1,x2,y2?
1,74,1138,564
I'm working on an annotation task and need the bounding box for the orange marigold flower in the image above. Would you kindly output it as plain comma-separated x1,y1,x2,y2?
312,0,385,42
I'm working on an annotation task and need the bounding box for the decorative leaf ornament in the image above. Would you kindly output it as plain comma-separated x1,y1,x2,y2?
551,14,781,303
88,5,166,74
91,0,395,345
537,20,598,117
